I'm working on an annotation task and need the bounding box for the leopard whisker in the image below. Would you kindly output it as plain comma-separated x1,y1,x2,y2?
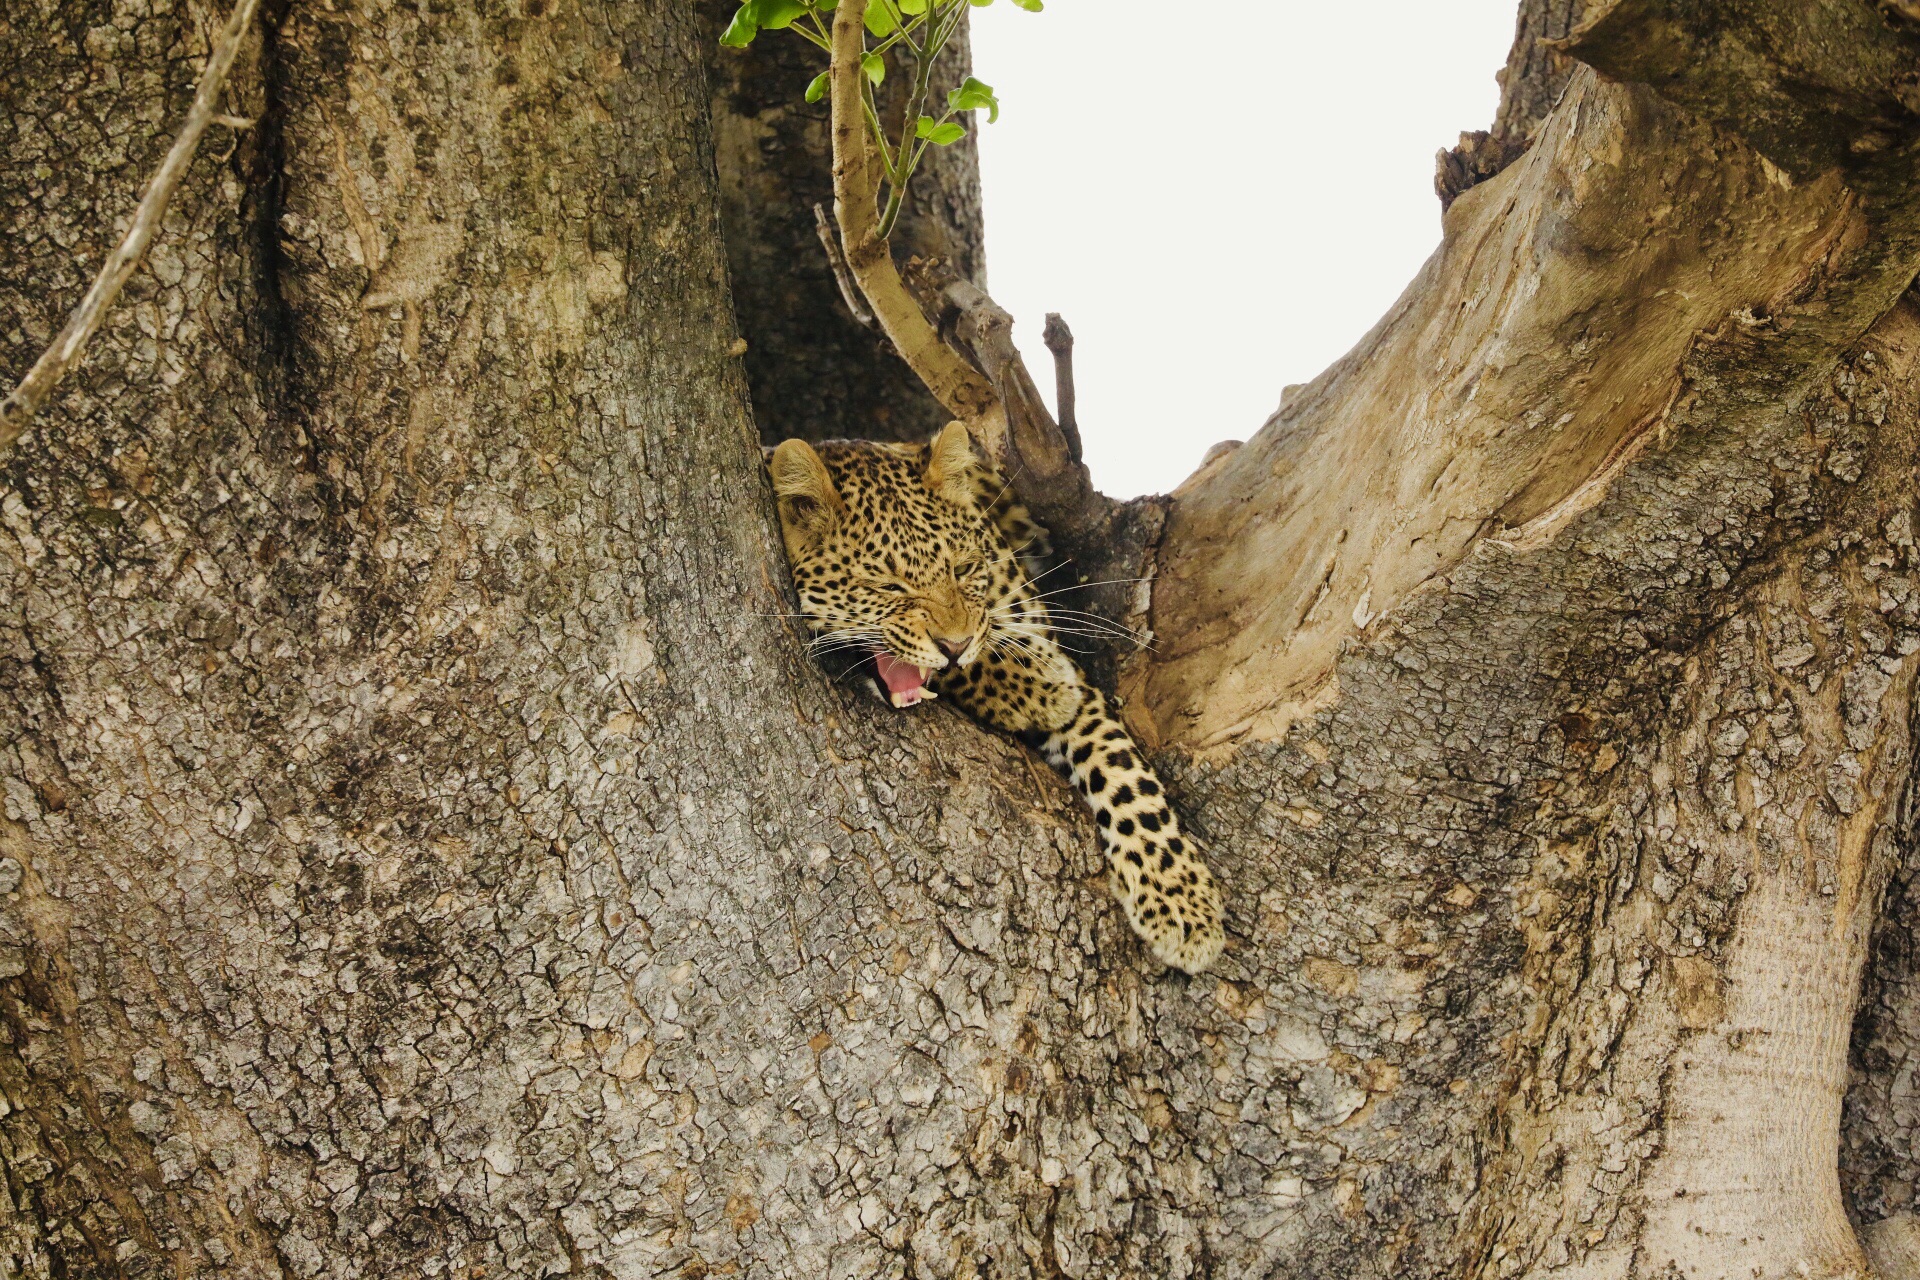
979,470,1020,517
989,603,1142,641
808,640,883,657
810,629,885,655
1018,576,1155,603
806,625,886,656
1027,607,1150,640
1045,629,1158,653
1014,558,1082,593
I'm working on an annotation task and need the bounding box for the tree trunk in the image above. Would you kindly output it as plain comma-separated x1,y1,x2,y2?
4,2,1920,1279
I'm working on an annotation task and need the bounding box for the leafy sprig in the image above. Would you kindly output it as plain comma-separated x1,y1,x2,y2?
720,0,1038,240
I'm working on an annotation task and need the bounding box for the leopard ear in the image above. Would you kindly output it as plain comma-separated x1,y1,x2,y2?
769,439,844,545
923,421,979,505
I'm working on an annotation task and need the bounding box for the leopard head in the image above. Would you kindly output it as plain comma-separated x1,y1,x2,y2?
769,423,1022,707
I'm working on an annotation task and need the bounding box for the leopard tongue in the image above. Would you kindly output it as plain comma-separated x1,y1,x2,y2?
874,653,935,708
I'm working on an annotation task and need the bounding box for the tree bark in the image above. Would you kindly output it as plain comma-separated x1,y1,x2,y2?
1436,0,1602,209
1847,827,1920,1258
5,1,1920,1278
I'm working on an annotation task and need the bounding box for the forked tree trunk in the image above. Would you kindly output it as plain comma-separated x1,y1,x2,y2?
4,1,1920,1278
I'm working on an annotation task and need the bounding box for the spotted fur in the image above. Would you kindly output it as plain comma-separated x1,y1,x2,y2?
769,424,1226,974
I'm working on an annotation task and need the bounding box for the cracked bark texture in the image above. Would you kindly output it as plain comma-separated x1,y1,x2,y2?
699,0,983,447
6,2,1920,1280
1848,827,1920,1228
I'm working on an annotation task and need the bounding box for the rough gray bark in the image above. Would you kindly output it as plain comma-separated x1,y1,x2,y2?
5,1,1920,1279
699,0,984,447
1846,827,1920,1230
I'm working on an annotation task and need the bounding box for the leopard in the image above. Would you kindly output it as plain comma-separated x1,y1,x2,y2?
768,422,1226,974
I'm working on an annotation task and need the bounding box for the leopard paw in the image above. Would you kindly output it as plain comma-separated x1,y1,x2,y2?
1115,857,1225,975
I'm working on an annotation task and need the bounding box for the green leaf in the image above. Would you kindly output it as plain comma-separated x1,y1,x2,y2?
805,69,830,102
946,75,999,123
864,1,899,35
969,0,993,6
898,0,928,12
1010,0,1042,9
915,116,965,145
862,51,886,85
718,0,813,44
718,4,759,46
757,0,811,28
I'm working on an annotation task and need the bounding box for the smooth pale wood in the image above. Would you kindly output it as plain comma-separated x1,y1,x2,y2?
1131,69,1904,751
1633,881,1878,1277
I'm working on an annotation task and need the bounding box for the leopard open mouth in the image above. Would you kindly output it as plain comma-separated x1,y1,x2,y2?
873,652,936,709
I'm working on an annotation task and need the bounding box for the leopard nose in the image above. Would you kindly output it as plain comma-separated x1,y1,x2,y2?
934,634,969,658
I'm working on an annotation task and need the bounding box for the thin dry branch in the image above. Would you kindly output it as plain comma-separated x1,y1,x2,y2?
901,257,1109,549
812,202,878,331
1042,312,1080,461
0,0,261,457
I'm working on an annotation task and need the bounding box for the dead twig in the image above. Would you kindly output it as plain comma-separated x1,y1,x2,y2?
902,256,1110,551
1042,312,1080,462
0,0,262,457
813,202,877,331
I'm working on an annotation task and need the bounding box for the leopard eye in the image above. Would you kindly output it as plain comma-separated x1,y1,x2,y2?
954,557,981,578
876,581,909,594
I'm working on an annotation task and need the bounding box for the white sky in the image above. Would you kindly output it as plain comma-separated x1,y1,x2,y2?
969,1,1519,498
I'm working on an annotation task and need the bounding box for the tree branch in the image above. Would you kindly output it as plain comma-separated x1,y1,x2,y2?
0,0,262,458
812,202,878,331
827,0,997,425
1134,0,1920,751
898,256,1110,552
1562,0,1920,181
1042,312,1080,462
824,0,1114,560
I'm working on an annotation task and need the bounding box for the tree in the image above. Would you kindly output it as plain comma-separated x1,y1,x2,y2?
3,0,1919,1277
